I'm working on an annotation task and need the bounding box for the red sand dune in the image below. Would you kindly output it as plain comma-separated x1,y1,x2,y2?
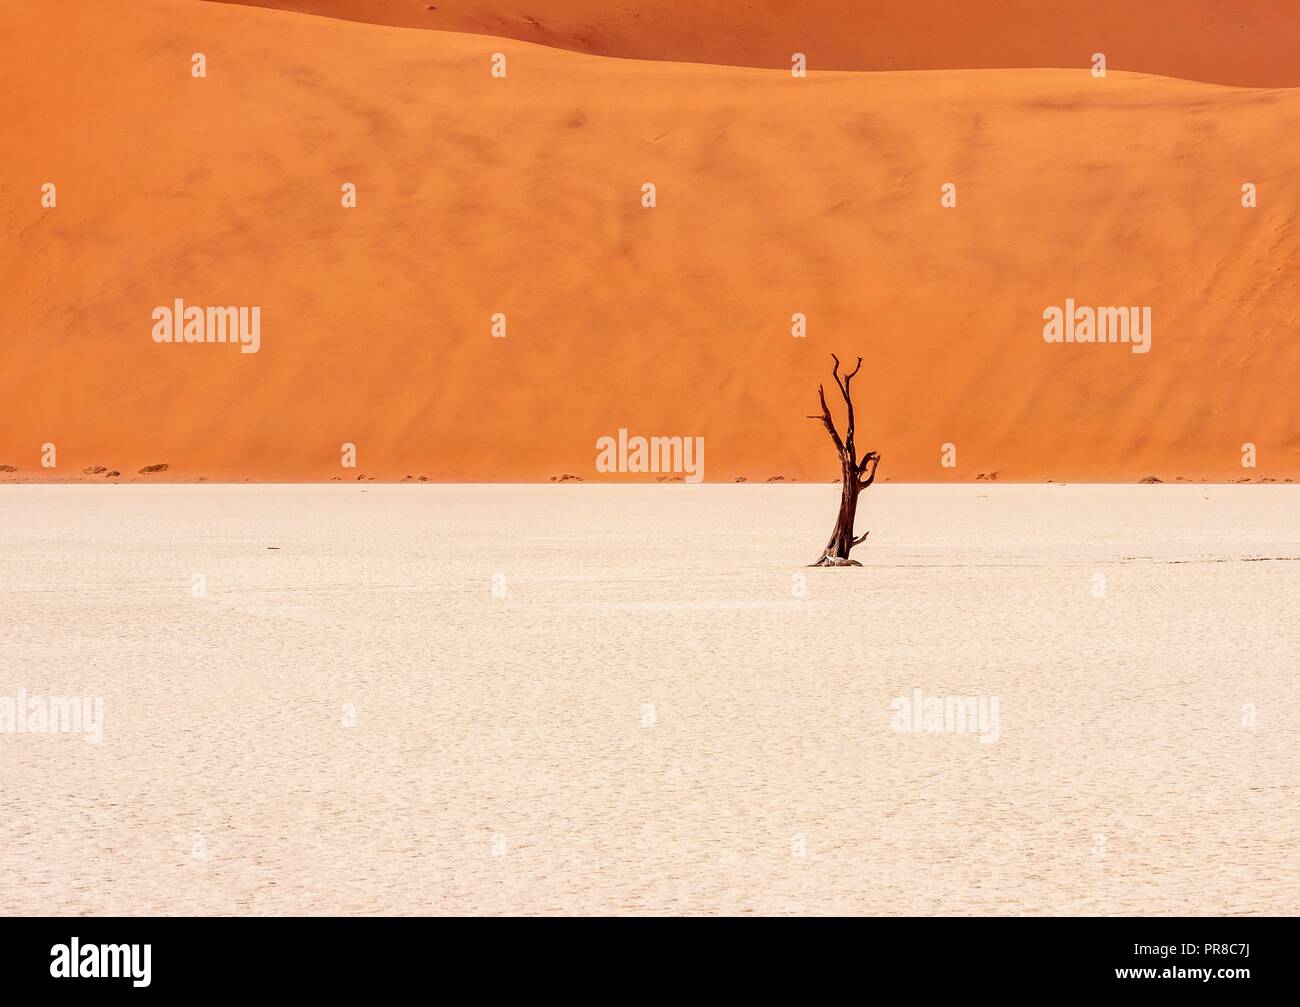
1,0,1298,483
217,0,1300,87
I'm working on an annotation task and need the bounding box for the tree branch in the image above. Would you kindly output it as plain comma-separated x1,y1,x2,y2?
830,354,846,399
840,356,863,462
807,383,845,455
858,450,882,487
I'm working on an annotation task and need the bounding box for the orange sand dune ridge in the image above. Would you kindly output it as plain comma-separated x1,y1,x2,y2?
216,0,1300,87
1,0,1298,483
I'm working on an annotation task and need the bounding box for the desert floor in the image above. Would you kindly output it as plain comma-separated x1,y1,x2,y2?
1,485,1295,914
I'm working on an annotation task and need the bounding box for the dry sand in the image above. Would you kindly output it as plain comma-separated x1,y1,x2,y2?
217,0,1300,87
3,0,1299,484
1,484,1296,915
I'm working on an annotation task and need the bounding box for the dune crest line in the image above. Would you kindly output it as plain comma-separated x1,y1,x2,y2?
212,0,1300,88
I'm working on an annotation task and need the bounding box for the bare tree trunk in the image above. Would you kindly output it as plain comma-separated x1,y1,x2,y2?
820,461,862,561
807,354,881,567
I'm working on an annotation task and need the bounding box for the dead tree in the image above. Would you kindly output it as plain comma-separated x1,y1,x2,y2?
807,354,882,567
